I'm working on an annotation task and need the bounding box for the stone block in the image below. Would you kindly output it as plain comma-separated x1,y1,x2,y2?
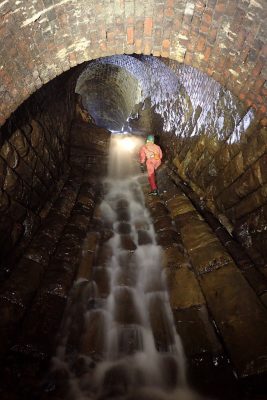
199,262,267,377
93,267,110,298
174,211,203,230
154,215,174,232
148,295,175,352
149,201,169,221
189,240,232,275
0,258,44,310
173,305,222,359
114,287,141,325
166,194,195,217
12,290,67,359
180,219,218,252
162,246,189,269
157,229,182,248
230,183,267,220
80,310,106,358
76,232,99,280
165,266,205,309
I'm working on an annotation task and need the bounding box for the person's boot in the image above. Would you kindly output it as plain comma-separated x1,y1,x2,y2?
149,189,159,195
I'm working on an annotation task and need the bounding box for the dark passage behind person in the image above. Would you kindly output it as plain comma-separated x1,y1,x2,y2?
139,135,163,195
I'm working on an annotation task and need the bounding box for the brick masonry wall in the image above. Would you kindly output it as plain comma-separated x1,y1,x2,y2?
0,70,77,267
0,0,266,127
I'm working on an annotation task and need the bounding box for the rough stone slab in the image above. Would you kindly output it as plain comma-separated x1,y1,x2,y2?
181,219,219,252
162,246,189,269
189,240,233,275
199,262,267,377
166,193,196,217
165,267,205,309
76,232,99,279
80,310,106,358
173,305,222,358
174,210,203,230
12,291,66,359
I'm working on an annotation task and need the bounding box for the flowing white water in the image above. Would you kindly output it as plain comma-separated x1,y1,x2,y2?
50,135,203,400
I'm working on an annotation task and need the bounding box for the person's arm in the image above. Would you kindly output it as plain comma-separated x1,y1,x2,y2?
139,146,146,172
139,146,146,164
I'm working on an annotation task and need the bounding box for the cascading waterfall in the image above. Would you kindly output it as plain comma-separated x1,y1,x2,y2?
48,135,203,400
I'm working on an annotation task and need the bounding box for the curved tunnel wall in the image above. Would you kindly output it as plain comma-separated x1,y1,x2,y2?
0,0,267,126
0,51,267,270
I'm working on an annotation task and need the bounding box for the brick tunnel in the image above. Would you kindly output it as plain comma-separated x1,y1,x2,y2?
0,1,267,400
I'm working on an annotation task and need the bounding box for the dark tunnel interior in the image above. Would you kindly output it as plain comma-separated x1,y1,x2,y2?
0,53,267,400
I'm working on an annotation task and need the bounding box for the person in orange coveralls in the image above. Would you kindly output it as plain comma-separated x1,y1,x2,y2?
139,135,163,195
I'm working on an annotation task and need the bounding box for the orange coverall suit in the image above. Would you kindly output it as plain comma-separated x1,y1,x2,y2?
139,142,163,190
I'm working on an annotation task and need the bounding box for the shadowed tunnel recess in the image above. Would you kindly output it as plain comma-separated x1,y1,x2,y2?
0,54,267,400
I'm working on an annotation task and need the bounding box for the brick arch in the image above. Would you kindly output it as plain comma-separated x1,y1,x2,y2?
0,0,266,126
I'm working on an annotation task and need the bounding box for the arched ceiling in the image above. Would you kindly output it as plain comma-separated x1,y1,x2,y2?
0,0,266,126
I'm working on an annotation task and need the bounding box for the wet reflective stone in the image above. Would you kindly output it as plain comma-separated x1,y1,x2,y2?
189,240,232,275
157,229,181,248
95,244,113,267
116,208,130,221
173,305,223,359
115,266,137,287
120,235,137,251
115,199,129,210
93,267,110,297
199,262,267,378
80,310,106,359
166,194,195,217
114,287,141,325
116,222,131,234
162,246,188,269
101,364,130,398
181,219,218,252
117,325,143,356
12,290,67,359
159,354,179,389
149,202,169,220
166,267,205,310
148,295,175,352
137,230,152,245
154,215,174,232
24,233,56,266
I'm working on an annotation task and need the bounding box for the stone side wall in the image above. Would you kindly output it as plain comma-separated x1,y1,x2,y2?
0,71,77,268
161,120,267,268
0,0,266,126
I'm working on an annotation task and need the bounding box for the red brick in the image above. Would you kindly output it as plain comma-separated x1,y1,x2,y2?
196,35,206,52
127,27,134,45
260,117,267,126
144,17,153,36
165,7,174,17
143,38,152,55
162,39,170,50
209,28,217,44
185,52,193,65
245,98,253,107
215,3,225,13
174,16,182,30
254,77,265,91
200,23,209,33
135,38,142,54
262,44,267,57
204,46,211,61
202,12,212,25
167,0,174,7
252,61,263,77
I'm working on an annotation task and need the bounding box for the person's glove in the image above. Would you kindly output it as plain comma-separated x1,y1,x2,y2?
140,163,145,173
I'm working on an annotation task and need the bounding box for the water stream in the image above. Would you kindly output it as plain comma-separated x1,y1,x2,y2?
49,135,203,400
